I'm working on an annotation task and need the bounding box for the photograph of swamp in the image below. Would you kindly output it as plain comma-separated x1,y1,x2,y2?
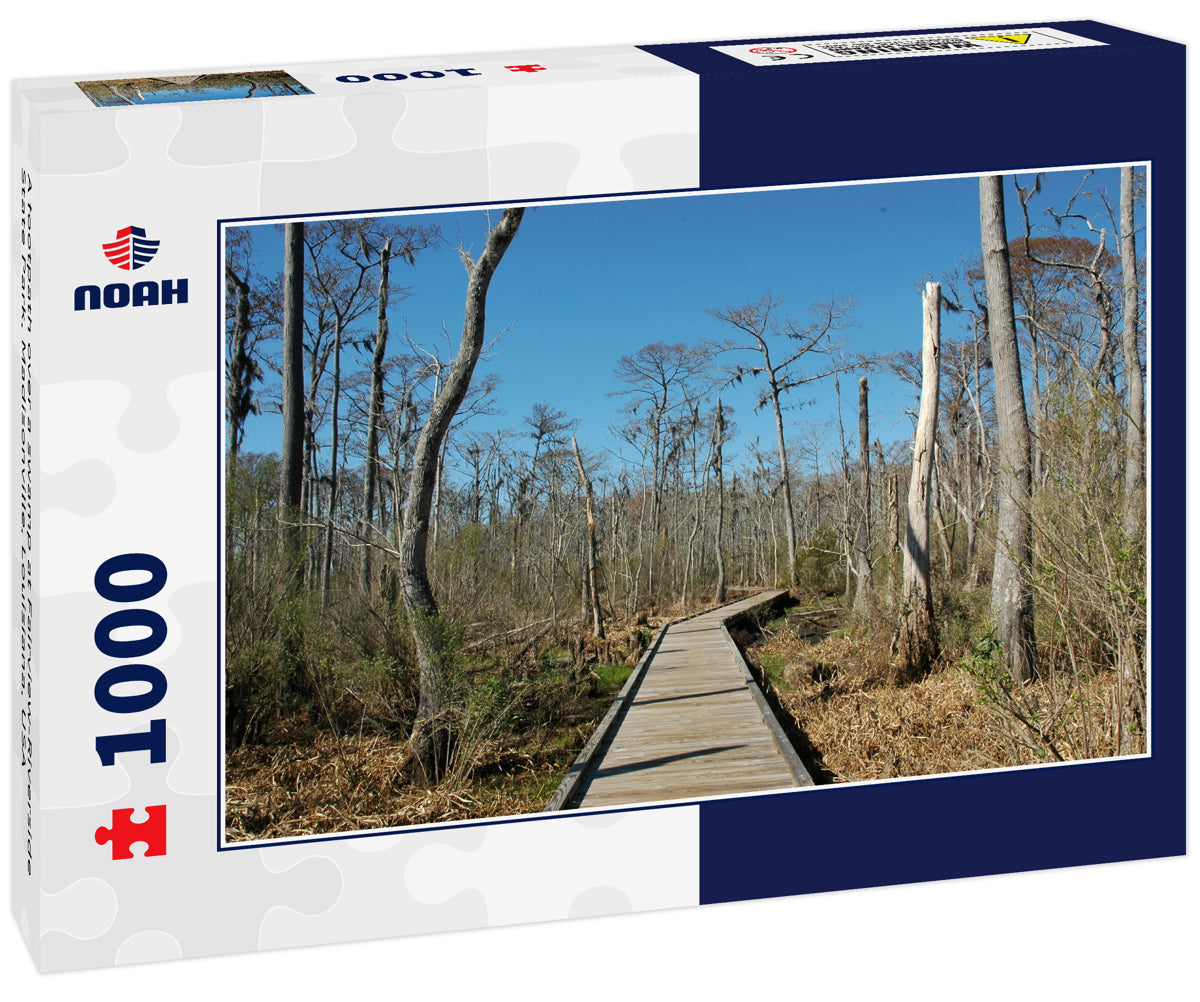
222,167,1147,842
77,69,311,107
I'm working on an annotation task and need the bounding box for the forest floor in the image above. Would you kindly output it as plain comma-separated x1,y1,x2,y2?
740,595,1131,782
225,665,627,841
224,599,726,842
226,589,1135,842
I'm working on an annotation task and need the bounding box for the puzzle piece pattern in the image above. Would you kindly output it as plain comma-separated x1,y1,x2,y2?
401,808,699,928
38,110,131,175
39,787,342,970
259,91,490,214
95,806,167,860
167,100,264,166
253,806,699,951
40,878,118,941
487,73,698,197
39,375,213,597
43,459,116,518
114,930,183,965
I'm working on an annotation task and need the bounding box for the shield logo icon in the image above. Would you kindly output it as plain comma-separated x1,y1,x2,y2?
102,225,160,270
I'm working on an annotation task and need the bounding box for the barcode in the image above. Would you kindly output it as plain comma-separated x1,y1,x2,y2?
816,38,981,57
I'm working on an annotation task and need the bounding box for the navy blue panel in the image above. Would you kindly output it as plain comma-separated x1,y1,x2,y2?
673,23,1186,907
704,45,1179,189
640,21,1179,77
642,22,1184,188
700,758,1185,904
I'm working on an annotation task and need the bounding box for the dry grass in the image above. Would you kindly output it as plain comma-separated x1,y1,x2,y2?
754,620,1136,784
224,721,587,841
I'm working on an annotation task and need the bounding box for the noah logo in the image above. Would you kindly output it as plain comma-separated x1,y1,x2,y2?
102,225,160,270
74,225,187,311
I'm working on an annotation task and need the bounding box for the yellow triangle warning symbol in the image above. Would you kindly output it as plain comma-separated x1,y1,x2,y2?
970,33,1032,44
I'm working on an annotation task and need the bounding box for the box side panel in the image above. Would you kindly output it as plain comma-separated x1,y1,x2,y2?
11,84,41,968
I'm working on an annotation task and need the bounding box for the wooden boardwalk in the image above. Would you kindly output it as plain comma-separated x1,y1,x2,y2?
548,592,813,811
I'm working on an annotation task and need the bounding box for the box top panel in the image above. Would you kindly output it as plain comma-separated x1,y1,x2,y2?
642,19,1180,73
15,44,688,114
13,20,1181,115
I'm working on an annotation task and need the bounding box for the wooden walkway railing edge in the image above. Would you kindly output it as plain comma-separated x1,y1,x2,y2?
716,619,815,788
544,591,808,811
543,618,670,812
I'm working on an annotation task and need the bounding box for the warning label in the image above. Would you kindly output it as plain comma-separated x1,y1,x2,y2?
713,27,1104,67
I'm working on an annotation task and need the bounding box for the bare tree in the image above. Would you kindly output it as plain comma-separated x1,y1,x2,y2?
302,222,375,604
359,228,440,559
886,470,900,598
402,207,524,782
571,435,604,638
280,222,306,580
712,399,728,604
708,293,855,585
894,282,940,674
360,235,393,592
1120,165,1146,540
980,175,1038,683
852,376,874,614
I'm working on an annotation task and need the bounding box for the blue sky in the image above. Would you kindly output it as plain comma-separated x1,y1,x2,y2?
232,164,1134,478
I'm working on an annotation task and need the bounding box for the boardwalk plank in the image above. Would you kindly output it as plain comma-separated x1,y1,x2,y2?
568,591,812,809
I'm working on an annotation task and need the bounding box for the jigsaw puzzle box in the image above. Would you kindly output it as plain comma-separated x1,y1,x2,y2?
11,20,1184,971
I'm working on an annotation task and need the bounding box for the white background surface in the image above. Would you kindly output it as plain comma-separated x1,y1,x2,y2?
4,2,1195,998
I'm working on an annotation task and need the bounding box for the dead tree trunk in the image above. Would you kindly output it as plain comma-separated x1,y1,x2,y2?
360,237,393,593
886,471,900,602
895,282,940,675
833,372,854,603
280,222,306,584
1118,166,1146,753
713,399,727,605
571,435,605,639
931,445,954,579
321,316,343,607
852,376,874,615
402,208,524,782
1120,166,1145,541
768,386,799,586
980,174,1038,683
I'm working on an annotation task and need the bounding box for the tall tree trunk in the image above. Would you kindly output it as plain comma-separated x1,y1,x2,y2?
833,372,853,603
963,421,982,589
931,446,954,579
979,175,1038,683
713,399,727,605
402,208,524,782
1026,318,1044,487
768,380,798,585
852,376,874,615
361,237,393,593
321,317,342,607
895,282,940,675
1120,166,1145,541
887,471,900,602
572,435,604,639
280,222,306,583
1118,165,1146,754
